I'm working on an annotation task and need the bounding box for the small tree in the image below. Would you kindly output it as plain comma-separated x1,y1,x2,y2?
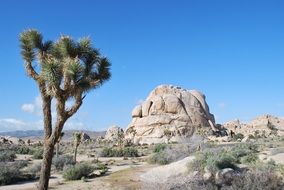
73,132,83,162
163,129,172,143
19,29,111,190
55,132,64,158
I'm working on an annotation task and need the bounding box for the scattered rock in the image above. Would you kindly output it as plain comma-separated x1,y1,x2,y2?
215,168,235,185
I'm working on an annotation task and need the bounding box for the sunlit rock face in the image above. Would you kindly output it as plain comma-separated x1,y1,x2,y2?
125,85,215,145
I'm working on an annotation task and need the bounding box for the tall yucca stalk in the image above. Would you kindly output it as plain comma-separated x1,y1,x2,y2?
19,29,111,190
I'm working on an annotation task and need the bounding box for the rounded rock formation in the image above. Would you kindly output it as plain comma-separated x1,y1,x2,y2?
125,85,216,145
105,125,124,143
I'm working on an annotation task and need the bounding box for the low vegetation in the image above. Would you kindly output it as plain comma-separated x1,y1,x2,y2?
25,162,42,179
53,155,75,171
229,160,284,190
32,148,44,159
63,162,95,180
0,150,16,162
0,162,22,185
148,143,197,165
100,147,139,157
188,143,259,173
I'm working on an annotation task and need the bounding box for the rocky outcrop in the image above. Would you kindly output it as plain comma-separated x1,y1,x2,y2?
105,125,124,143
0,136,25,145
224,115,284,138
125,85,216,145
81,133,91,141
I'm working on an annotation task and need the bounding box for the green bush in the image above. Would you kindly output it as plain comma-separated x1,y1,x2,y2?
215,153,238,170
100,147,139,157
123,147,139,157
233,133,245,141
63,163,95,180
153,143,167,153
230,161,284,189
240,153,259,164
53,155,75,171
231,143,259,164
188,144,260,174
15,146,32,155
94,163,108,175
0,150,16,162
148,151,169,165
25,163,41,179
32,148,43,159
188,151,213,172
0,162,21,185
190,149,238,173
149,144,195,165
14,160,29,169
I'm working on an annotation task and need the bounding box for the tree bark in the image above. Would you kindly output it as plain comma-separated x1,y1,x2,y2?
74,145,78,163
56,143,59,158
38,140,55,190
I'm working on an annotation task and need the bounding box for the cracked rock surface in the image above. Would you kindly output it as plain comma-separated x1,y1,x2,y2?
125,85,215,145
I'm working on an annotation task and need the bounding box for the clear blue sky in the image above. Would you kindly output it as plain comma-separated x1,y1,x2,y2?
0,0,283,132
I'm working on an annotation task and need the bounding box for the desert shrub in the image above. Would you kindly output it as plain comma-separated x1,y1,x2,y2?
32,148,43,159
232,133,244,141
0,162,22,185
0,150,16,162
1,144,32,155
148,144,195,165
230,161,284,190
231,143,259,164
123,147,139,157
189,149,238,174
63,163,95,180
15,146,32,155
53,155,75,171
14,160,29,169
153,143,167,153
190,144,259,173
240,153,258,164
188,150,213,172
25,162,41,179
209,152,237,172
94,163,108,175
100,147,138,157
148,151,169,165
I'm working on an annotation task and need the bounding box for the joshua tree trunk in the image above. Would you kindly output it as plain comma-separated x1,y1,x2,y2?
56,143,59,158
74,145,78,162
38,96,67,190
38,141,55,190
38,94,53,190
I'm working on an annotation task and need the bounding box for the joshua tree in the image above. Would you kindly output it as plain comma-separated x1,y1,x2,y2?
73,132,83,162
55,132,64,158
19,29,111,190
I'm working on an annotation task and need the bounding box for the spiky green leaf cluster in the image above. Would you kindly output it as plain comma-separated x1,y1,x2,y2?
19,29,111,97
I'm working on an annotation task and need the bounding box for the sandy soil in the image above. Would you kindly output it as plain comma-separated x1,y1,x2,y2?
0,156,154,190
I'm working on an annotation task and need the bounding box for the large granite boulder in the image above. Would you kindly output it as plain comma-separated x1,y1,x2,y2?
125,85,216,145
105,125,124,143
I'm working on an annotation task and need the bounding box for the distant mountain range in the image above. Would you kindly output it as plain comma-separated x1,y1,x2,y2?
0,130,106,140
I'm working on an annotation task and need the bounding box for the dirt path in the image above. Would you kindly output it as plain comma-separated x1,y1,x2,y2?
0,161,155,190
52,163,155,190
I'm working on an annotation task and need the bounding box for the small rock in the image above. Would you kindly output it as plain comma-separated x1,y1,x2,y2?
215,168,235,185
